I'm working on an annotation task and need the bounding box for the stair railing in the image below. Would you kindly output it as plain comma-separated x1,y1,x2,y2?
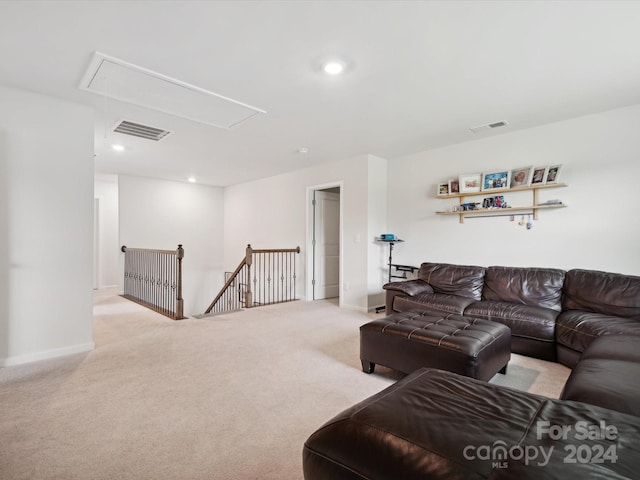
121,244,185,320
204,244,300,315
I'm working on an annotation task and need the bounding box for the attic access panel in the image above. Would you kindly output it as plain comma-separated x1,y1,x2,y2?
79,52,266,129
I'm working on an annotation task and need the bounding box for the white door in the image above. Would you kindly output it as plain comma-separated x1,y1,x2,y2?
313,190,340,299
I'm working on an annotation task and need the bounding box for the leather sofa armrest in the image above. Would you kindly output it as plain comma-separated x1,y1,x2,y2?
383,279,433,297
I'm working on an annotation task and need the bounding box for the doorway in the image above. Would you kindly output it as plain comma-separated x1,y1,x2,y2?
308,184,341,301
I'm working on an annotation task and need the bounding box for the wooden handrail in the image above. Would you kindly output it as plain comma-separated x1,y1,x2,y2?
204,257,247,314
203,244,300,315
250,247,301,254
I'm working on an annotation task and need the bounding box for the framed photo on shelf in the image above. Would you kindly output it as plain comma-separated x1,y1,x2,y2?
481,170,510,191
448,178,460,194
531,166,548,185
546,164,563,184
437,182,449,196
510,166,533,188
458,173,482,193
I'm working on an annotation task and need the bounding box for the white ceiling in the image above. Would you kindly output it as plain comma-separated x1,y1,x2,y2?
1,0,640,187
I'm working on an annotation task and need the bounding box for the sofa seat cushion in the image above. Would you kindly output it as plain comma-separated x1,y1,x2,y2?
393,292,477,316
303,368,640,480
464,301,558,342
556,310,640,353
561,335,640,415
418,262,485,300
560,358,640,416
483,266,565,311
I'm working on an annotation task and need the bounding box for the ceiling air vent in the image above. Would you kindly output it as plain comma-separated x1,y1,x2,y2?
113,120,172,141
470,120,509,134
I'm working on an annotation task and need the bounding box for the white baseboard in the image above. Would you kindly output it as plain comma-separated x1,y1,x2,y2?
0,342,95,367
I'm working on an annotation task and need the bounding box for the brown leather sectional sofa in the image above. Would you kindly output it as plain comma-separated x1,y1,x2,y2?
384,263,640,367
303,263,640,479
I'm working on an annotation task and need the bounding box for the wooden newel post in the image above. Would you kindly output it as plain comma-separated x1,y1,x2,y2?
245,244,253,308
175,244,184,319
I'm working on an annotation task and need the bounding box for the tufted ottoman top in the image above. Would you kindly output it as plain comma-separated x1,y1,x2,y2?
363,310,510,357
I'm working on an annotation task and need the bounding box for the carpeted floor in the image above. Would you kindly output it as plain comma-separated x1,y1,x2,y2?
0,290,570,480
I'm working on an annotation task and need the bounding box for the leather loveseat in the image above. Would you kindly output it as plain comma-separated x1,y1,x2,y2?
383,263,640,367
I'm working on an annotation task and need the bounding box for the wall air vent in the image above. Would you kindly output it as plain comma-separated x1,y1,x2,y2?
113,120,172,141
79,52,266,129
470,120,509,134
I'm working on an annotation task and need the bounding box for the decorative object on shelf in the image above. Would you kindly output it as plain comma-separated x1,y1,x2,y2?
379,233,396,240
458,173,482,193
460,202,480,212
531,166,548,185
481,170,510,191
546,164,563,184
448,178,460,194
460,202,481,211
435,182,568,223
482,195,508,209
510,166,534,188
437,182,449,196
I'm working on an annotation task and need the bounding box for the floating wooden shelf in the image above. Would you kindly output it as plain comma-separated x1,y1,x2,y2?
436,183,568,223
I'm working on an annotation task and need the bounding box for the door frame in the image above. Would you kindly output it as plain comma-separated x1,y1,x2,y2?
93,197,100,290
306,181,343,305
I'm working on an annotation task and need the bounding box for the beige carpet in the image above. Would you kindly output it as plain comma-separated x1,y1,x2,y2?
0,290,570,480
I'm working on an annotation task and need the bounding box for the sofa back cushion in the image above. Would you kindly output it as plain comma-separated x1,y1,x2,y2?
563,269,640,318
418,262,485,300
483,266,565,311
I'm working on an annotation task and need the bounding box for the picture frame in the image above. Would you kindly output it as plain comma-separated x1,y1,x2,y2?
481,170,510,191
530,166,548,186
448,178,460,195
458,173,482,193
437,182,449,196
545,164,563,184
510,166,533,188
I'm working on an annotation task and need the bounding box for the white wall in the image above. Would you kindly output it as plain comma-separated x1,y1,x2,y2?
118,176,225,316
94,175,119,288
387,104,640,275
224,155,389,311
367,155,388,309
0,84,95,366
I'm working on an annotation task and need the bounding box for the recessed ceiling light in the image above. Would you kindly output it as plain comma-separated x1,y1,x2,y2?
323,61,344,75
297,147,309,154
111,144,125,152
188,177,196,183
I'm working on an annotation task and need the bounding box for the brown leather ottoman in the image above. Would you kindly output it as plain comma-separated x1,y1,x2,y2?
360,310,511,381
